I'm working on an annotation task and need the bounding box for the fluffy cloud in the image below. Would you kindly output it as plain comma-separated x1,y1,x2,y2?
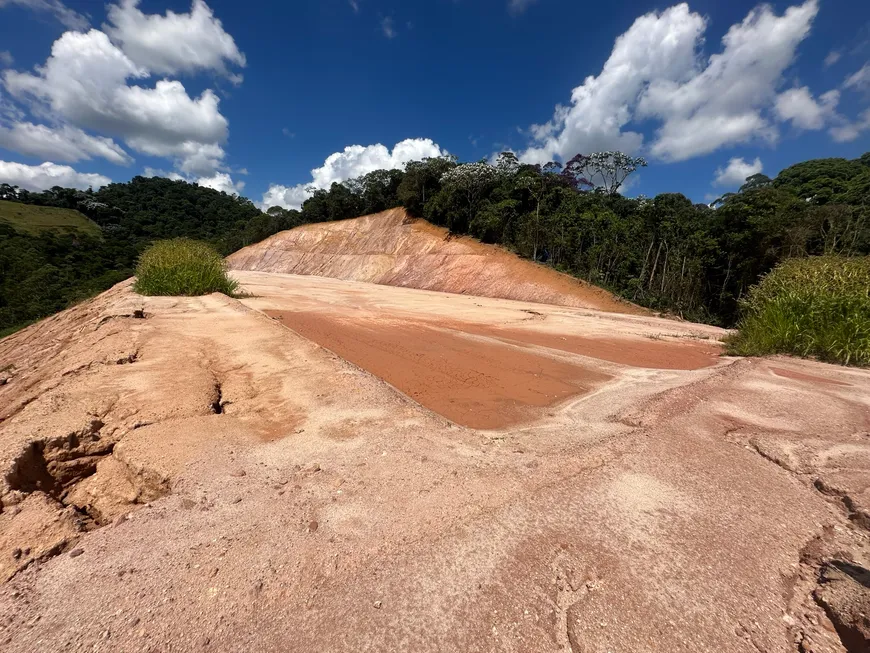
104,0,245,80
142,166,242,195
824,50,841,67
520,4,705,164
774,87,840,130
0,51,12,67
714,157,763,187
520,1,819,164
0,160,110,191
196,171,244,195
0,121,131,164
0,0,88,31
830,110,870,143
844,64,870,93
261,138,445,210
3,28,230,175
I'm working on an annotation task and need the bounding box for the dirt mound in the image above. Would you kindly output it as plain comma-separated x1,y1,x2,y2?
228,208,644,314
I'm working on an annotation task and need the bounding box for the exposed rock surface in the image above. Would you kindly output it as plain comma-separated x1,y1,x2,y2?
228,208,646,314
0,271,868,652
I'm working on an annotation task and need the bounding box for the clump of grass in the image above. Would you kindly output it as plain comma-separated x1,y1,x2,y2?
726,256,870,367
133,238,239,297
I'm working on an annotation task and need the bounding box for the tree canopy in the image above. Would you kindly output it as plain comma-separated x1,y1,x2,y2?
2,150,869,336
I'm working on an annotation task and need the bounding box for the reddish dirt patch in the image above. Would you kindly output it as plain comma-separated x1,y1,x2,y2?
449,324,721,370
771,367,852,387
269,311,611,430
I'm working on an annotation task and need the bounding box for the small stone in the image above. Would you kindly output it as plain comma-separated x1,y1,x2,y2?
113,513,128,527
12,548,22,560
373,600,382,609
309,463,321,472
231,497,242,504
181,498,196,510
307,520,319,533
69,548,84,558
229,469,246,478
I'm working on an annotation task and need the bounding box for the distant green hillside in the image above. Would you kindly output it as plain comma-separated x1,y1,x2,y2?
0,199,102,237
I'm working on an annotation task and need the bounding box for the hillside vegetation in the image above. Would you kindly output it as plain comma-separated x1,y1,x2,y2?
726,256,870,366
0,177,264,333
1,152,869,342
0,199,101,237
263,151,870,327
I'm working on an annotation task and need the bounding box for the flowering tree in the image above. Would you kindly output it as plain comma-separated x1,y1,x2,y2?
563,151,647,195
518,160,563,261
440,162,502,228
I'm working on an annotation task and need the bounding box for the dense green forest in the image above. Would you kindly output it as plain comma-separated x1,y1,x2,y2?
264,150,870,324
0,177,267,335
1,150,868,336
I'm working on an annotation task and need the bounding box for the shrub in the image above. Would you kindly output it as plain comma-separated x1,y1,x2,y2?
726,256,870,366
133,238,239,297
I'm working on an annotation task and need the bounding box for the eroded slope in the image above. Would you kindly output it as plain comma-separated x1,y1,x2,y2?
228,208,644,314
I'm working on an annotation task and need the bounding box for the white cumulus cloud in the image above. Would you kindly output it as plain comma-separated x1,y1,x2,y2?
0,160,110,191
714,157,763,187
519,0,819,164
830,110,870,143
196,171,244,195
3,28,230,175
261,138,445,210
0,121,131,164
774,87,840,130
104,0,245,80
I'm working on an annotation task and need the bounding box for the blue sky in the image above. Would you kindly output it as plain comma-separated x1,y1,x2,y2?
0,0,868,208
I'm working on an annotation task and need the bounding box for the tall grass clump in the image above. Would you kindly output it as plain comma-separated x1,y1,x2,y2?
726,256,870,366
133,238,239,297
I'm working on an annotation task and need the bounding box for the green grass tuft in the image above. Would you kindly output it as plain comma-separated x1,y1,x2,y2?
726,256,870,367
133,238,239,297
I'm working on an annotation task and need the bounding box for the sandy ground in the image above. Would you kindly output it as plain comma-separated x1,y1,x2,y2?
0,270,868,652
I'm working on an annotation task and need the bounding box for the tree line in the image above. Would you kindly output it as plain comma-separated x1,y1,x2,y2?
1,150,868,335
267,150,870,324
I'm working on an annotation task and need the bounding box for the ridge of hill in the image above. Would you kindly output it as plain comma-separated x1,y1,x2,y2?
0,200,101,238
228,208,644,314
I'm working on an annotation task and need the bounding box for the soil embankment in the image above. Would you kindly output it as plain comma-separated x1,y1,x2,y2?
228,208,645,314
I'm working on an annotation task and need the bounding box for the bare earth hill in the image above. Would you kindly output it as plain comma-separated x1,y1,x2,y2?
228,208,644,314
1,262,869,648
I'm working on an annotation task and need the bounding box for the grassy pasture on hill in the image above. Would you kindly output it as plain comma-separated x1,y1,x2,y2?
0,199,102,238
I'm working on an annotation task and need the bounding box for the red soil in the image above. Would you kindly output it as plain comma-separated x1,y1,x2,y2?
453,324,721,370
771,366,853,386
268,311,611,429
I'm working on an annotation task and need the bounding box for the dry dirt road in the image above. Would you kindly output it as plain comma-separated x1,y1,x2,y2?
0,270,869,652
